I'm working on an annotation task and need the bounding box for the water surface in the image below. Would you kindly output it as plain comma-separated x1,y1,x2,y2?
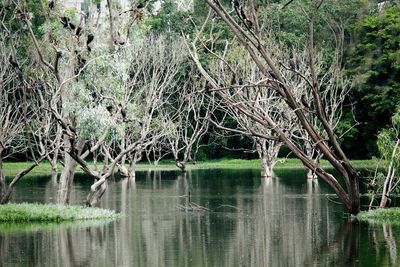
1,168,399,266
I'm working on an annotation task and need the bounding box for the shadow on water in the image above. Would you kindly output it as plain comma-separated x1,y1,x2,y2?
1,169,400,266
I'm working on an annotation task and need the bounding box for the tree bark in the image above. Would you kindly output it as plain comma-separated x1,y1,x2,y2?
379,138,399,208
306,169,317,180
57,153,78,204
176,160,186,172
127,161,136,181
261,158,274,178
0,149,5,201
256,140,280,178
86,180,108,207
57,138,84,205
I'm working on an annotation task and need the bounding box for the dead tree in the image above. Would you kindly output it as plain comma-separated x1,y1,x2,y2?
111,36,186,179
59,35,184,205
0,23,49,203
190,1,360,214
208,42,298,178
164,78,215,172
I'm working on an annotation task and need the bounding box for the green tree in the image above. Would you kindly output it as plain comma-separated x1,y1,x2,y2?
368,106,400,209
347,6,400,157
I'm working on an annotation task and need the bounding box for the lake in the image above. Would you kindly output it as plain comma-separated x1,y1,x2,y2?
1,168,399,267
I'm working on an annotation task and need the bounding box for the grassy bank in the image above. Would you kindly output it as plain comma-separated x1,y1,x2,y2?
3,158,378,177
357,208,400,224
0,203,119,223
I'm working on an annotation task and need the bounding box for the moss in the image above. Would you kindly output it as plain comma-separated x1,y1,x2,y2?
357,208,400,225
0,203,119,223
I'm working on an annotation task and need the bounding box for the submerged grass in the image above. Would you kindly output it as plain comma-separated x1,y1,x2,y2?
0,203,119,223
357,208,400,225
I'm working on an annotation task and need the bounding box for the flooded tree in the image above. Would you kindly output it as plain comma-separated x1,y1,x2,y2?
190,0,360,214
208,43,298,178
0,8,50,204
164,77,215,172
368,107,400,209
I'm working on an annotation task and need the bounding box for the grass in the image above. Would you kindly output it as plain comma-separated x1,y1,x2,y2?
357,208,400,225
3,158,379,178
0,203,119,223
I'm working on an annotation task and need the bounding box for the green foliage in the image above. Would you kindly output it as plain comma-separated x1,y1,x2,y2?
372,107,400,195
376,107,400,165
357,208,400,224
347,6,400,157
143,0,193,36
262,0,365,49
76,106,123,142
0,203,119,222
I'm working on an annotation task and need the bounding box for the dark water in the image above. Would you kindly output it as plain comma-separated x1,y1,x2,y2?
1,168,399,267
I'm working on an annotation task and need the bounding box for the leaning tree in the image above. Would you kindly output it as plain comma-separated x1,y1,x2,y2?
189,0,360,214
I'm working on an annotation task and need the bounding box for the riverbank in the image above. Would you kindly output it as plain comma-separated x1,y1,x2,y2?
3,158,378,177
0,203,118,222
357,208,400,224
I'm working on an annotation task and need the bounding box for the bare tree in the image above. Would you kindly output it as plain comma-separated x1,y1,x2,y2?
208,43,298,177
0,24,49,203
189,1,360,214
164,78,215,172
103,36,187,179
60,36,186,206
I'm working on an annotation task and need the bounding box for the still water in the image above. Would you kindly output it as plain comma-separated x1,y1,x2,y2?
1,168,399,267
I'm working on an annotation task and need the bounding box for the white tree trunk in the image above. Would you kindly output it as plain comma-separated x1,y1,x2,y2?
261,158,274,178
128,161,136,181
306,168,318,180
50,150,59,182
380,138,399,208
256,140,281,178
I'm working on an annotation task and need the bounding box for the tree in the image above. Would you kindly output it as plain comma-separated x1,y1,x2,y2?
189,0,360,214
368,107,400,209
164,76,215,172
61,35,186,206
208,44,291,177
347,5,400,157
0,4,50,204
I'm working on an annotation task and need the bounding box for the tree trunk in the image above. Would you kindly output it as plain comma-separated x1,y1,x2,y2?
127,161,136,181
93,150,98,171
86,179,108,207
57,138,84,205
304,142,317,179
57,153,79,205
379,139,399,208
256,140,280,178
0,149,5,202
306,168,318,180
50,153,58,181
176,160,186,172
118,164,129,177
261,158,274,178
